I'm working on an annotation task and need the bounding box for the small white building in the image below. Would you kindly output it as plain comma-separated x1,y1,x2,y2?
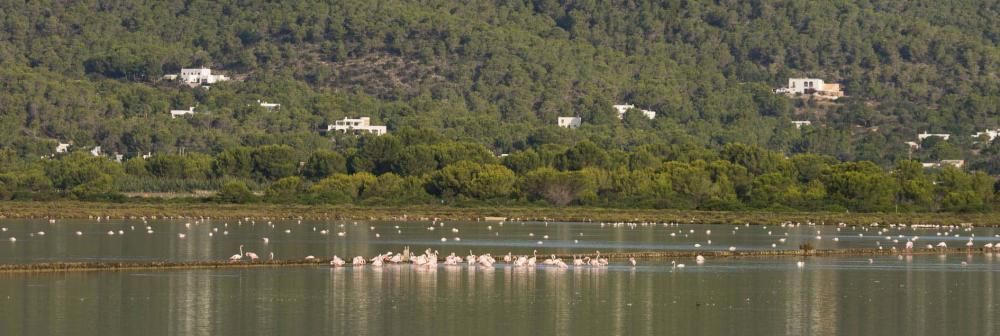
923,160,965,169
904,141,921,150
971,129,999,142
90,146,102,157
917,131,951,141
178,68,229,85
55,142,70,153
776,78,844,99
258,100,281,110
171,107,196,118
613,104,656,120
326,117,387,136
141,152,153,159
791,120,812,129
557,117,582,129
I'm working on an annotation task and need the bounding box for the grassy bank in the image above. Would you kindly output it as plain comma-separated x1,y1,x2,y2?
0,201,996,226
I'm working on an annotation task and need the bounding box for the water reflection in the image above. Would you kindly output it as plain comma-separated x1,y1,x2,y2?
1,255,999,335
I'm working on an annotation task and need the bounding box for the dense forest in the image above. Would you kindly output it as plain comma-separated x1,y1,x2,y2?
0,0,997,211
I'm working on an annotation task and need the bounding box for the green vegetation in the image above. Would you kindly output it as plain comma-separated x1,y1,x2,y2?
0,1,997,212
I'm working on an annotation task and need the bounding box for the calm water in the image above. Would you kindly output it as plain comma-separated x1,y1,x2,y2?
1,219,998,263
1,219,999,335
1,256,999,335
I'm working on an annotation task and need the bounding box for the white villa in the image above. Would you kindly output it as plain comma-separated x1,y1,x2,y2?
922,160,965,169
971,129,999,142
258,100,281,110
177,68,229,85
326,117,387,136
613,104,656,120
171,107,196,118
775,78,844,100
90,146,102,157
791,120,812,129
55,142,70,153
917,131,951,141
904,141,921,150
557,117,581,129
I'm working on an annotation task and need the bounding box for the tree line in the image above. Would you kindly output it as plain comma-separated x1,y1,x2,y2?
0,138,995,213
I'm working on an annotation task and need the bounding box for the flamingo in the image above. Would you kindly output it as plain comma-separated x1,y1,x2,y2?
503,252,512,264
553,258,568,268
229,245,245,261
696,255,705,264
573,256,585,266
330,256,345,267
245,251,259,262
467,250,477,266
543,254,557,265
388,253,402,263
371,254,384,266
352,256,366,266
527,250,537,266
629,257,637,266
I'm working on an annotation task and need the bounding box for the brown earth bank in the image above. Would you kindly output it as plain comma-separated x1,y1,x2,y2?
0,201,996,226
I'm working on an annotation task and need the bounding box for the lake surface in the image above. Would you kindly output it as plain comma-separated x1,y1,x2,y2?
1,219,998,263
1,219,999,335
1,256,999,335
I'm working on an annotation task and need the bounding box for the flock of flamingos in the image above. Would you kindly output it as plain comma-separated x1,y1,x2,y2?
229,245,644,269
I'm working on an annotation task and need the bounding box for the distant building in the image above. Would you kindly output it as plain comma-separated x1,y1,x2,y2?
917,131,951,141
971,129,999,142
141,152,153,159
922,160,965,169
776,78,844,100
612,104,656,120
326,117,387,136
177,68,229,85
904,141,921,150
791,120,812,129
90,146,102,157
171,107,196,118
557,117,581,129
55,142,70,153
258,100,281,110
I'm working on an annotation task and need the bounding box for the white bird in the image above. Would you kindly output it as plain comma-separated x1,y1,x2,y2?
629,257,636,266
75,231,83,236
107,230,115,236
8,237,15,242
230,245,245,261
178,233,186,239
263,237,269,244
352,256,366,266
797,261,805,268
695,255,705,264
245,251,259,261
728,246,736,252
330,256,345,267
936,242,948,248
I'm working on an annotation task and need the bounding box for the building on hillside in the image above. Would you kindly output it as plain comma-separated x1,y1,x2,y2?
971,129,999,142
55,142,70,153
557,117,581,129
904,141,921,150
176,68,229,86
791,120,812,129
326,117,387,136
90,146,102,157
775,78,844,100
171,107,196,118
612,104,656,120
258,100,281,110
142,152,153,159
922,160,965,169
917,131,951,141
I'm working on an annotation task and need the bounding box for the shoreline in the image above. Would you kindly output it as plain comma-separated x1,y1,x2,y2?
0,201,997,226
0,247,993,273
